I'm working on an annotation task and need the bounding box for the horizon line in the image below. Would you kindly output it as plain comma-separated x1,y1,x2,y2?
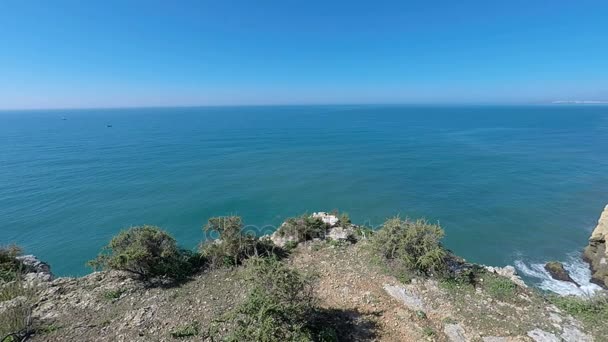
3,101,606,112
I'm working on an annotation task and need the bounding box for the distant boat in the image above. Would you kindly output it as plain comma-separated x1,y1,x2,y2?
106,124,112,128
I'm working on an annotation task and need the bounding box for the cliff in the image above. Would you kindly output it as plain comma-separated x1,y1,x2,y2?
584,205,608,288
2,211,606,342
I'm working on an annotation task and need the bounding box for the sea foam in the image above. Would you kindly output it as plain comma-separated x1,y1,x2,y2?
515,254,603,296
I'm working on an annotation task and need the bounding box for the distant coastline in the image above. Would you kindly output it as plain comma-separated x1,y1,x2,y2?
552,100,608,104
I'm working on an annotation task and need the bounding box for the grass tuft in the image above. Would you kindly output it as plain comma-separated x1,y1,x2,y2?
548,294,608,328
170,322,199,339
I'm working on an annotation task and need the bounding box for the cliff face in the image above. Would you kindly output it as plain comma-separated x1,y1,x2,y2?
584,205,608,288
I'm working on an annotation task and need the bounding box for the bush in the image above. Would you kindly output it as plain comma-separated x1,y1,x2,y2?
353,226,375,240
88,226,197,281
200,216,283,268
372,217,447,277
0,246,30,283
211,257,316,341
277,215,327,243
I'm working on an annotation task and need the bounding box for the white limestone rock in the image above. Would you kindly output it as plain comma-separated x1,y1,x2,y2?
312,212,340,227
382,284,426,311
326,226,354,241
527,329,559,342
444,323,467,342
483,265,527,288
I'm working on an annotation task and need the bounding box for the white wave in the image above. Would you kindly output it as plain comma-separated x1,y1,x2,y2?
514,255,603,296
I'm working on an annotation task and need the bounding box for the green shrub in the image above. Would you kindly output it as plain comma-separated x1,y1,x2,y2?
329,210,351,227
277,215,327,243
372,217,447,277
101,289,124,301
353,226,375,240
88,226,197,281
549,294,608,327
0,246,30,283
200,216,284,269
212,257,316,341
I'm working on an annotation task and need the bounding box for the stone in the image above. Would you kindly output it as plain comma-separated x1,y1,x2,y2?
483,265,527,288
583,204,608,288
0,295,28,316
444,323,467,342
269,223,299,248
560,326,592,342
270,231,298,248
482,337,508,342
382,284,425,311
312,212,340,227
544,261,578,286
16,254,54,282
327,226,354,241
527,329,559,342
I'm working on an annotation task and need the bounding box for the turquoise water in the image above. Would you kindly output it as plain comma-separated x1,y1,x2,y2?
1,105,607,284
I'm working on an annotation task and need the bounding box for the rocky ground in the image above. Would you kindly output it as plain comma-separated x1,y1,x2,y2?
17,240,605,342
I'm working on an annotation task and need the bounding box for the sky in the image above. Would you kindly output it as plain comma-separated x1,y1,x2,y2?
0,0,607,109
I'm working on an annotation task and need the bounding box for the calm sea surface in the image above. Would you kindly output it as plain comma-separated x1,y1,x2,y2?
1,105,607,289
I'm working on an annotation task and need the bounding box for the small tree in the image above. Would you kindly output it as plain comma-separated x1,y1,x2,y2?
201,216,279,268
88,225,196,281
372,217,447,276
278,215,327,242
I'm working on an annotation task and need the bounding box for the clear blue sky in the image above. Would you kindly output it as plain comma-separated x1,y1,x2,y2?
1,0,607,109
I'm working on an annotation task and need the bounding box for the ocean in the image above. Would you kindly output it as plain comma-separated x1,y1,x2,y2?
1,105,607,293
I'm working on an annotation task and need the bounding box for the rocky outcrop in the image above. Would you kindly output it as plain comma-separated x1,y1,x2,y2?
17,254,54,282
270,212,346,247
483,265,527,288
269,227,298,248
327,226,355,241
312,212,339,227
544,261,578,286
583,204,608,288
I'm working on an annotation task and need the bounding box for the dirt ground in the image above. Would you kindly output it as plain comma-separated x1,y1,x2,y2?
27,241,601,341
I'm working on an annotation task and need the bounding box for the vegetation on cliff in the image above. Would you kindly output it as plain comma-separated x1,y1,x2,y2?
0,246,29,283
200,216,283,269
371,217,448,277
209,257,317,341
2,211,608,341
0,247,37,342
87,226,199,282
